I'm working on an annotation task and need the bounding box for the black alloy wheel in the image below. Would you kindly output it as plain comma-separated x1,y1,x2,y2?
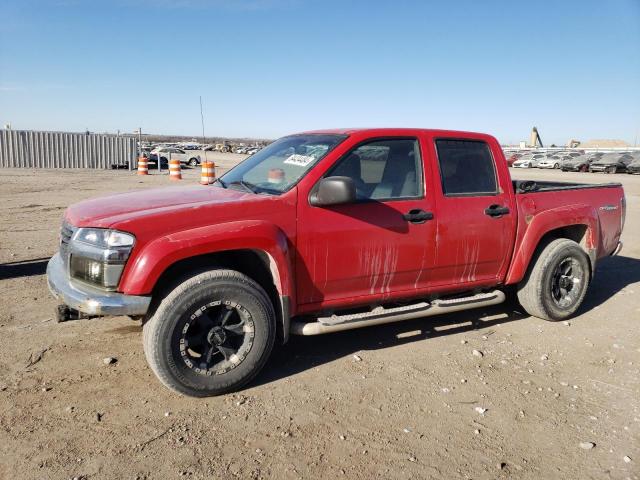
550,257,584,309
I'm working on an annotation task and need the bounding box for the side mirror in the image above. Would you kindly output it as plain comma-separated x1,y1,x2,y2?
310,176,356,207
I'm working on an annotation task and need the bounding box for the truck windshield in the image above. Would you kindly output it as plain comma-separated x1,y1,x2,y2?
217,134,347,194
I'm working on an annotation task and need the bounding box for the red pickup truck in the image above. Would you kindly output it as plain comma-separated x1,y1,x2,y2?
47,128,625,397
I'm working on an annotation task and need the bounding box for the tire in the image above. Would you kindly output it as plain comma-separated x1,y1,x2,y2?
517,239,590,322
554,163,560,169
579,165,588,172
188,158,199,167
606,166,617,174
143,269,276,397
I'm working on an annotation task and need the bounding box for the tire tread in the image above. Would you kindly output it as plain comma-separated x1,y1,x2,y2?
143,269,275,397
517,238,590,322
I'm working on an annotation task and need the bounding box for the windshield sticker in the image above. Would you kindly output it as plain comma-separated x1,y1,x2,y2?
284,154,315,167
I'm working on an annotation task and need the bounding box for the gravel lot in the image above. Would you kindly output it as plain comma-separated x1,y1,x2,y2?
0,159,638,479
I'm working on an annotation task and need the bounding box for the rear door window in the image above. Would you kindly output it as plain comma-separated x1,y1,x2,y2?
435,139,498,196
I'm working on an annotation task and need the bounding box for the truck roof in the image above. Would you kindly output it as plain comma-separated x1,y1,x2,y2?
299,128,493,138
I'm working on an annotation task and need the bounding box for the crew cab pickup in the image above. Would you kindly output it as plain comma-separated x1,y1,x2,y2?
47,129,626,397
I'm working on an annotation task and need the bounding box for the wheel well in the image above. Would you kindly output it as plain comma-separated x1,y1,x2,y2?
538,224,589,249
147,249,284,342
534,224,593,277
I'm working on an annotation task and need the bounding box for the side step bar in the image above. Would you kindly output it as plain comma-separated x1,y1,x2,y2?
290,290,506,336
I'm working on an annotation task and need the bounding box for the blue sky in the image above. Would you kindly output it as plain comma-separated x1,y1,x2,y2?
1,0,639,144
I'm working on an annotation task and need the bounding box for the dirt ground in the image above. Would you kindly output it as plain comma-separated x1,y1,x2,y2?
0,159,638,480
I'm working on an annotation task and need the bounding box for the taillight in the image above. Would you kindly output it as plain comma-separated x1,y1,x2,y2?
621,195,626,232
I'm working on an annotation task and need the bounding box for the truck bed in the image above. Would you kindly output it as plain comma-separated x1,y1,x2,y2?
507,179,625,283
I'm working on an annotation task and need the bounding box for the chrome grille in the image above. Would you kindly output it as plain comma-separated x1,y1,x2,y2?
59,222,76,270
60,222,74,246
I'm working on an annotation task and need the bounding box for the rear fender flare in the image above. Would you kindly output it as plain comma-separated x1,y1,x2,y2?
505,204,599,285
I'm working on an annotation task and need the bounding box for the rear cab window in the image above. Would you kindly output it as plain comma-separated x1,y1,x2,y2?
435,139,498,196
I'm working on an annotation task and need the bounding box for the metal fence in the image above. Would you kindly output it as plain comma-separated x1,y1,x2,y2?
0,130,137,169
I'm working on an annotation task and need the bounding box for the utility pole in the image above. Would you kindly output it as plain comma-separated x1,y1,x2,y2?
200,96,208,164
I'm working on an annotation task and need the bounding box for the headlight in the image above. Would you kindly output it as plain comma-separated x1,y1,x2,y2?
75,228,135,248
69,228,135,290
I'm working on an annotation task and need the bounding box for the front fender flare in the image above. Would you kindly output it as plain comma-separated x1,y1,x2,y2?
119,220,294,304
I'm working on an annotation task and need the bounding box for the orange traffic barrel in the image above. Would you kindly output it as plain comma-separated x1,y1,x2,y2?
169,159,182,180
137,157,149,175
200,161,216,185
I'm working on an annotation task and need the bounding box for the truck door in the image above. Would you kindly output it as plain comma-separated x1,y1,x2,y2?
295,137,436,308
427,137,516,288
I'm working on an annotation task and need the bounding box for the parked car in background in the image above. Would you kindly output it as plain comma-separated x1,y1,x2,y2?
536,155,563,169
585,152,605,162
561,154,592,172
627,157,640,174
589,153,635,174
149,147,201,166
504,152,522,166
512,153,544,168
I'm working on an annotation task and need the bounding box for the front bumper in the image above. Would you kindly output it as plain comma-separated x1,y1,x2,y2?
47,253,151,316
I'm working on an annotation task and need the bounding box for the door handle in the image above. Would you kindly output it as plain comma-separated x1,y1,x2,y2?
484,204,510,217
403,209,434,224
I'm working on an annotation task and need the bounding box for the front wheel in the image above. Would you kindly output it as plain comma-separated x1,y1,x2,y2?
188,158,199,167
143,269,276,397
606,165,617,174
554,163,560,169
517,239,590,321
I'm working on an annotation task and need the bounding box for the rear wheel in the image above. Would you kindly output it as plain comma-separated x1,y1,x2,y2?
517,239,590,321
606,165,617,174
554,163,560,169
143,269,276,397
579,164,588,172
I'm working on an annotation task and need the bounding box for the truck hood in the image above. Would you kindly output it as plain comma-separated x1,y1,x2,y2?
65,185,251,228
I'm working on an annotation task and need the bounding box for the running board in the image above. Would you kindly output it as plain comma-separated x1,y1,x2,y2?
290,290,506,336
